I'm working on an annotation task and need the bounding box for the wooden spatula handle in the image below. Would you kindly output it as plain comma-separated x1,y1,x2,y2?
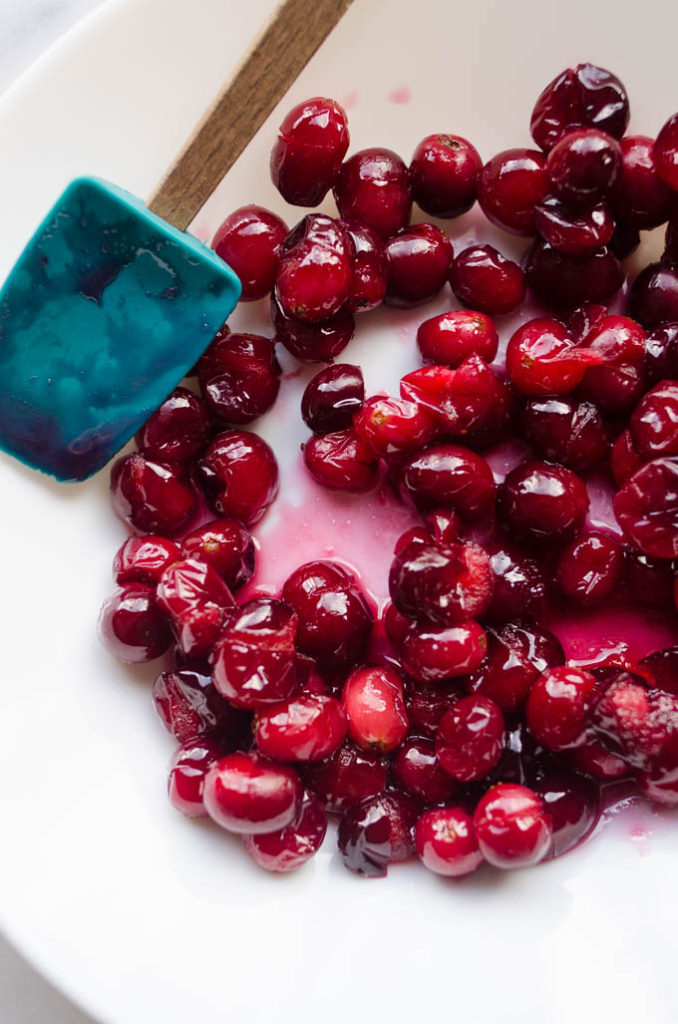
148,0,354,232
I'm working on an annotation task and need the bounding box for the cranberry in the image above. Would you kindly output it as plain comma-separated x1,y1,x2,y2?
526,666,599,751
610,429,643,486
467,623,564,713
99,583,171,662
304,741,388,812
578,314,647,416
136,387,211,465
270,97,349,205
254,692,347,762
353,395,437,457
499,460,588,545
506,317,603,396
530,64,629,152
590,672,678,770
392,737,458,803
337,790,418,877
473,783,552,868
303,429,379,491
180,519,255,591
404,682,464,738
614,458,678,558
385,223,453,307
271,295,355,362
641,646,678,696
168,738,224,817
212,205,288,300
301,363,364,435
557,530,623,606
637,764,678,806
622,547,677,609
532,770,599,857
243,791,328,871
397,443,496,519
342,666,408,754
609,220,641,260
477,148,548,235
409,134,482,218
423,508,462,546
628,263,678,329
567,730,629,780
519,397,611,469
282,561,373,665
525,238,623,311
113,535,180,586
449,244,525,316
535,197,614,254
654,113,678,191
485,540,547,623
110,454,197,536
645,324,678,383
415,806,483,877
399,619,487,684
435,696,504,781
196,331,280,425
275,214,351,322
546,129,621,205
344,221,388,312
389,539,493,626
610,136,674,229
568,301,608,342
156,559,234,659
665,210,678,264
417,309,498,367
383,600,416,646
333,148,412,238
153,666,248,745
629,380,678,461
212,598,300,710
197,429,278,525
204,751,303,833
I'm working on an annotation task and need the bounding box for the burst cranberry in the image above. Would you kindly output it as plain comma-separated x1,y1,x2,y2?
404,683,464,738
301,363,365,434
156,559,235,659
270,97,349,205
645,324,678,383
398,443,496,519
610,429,643,486
333,148,412,238
485,541,547,623
204,752,303,834
654,113,678,191
337,790,418,877
610,136,674,228
271,295,355,362
525,238,623,311
614,457,678,558
282,561,373,665
423,508,462,546
385,223,453,306
212,205,288,300
623,547,677,609
197,429,278,525
526,666,599,751
180,519,255,591
196,331,280,424
342,666,408,754
637,764,678,806
354,395,437,458
113,535,180,586
474,783,552,868
630,380,678,459
415,806,483,878
499,460,588,545
344,221,388,312
153,667,250,746
506,317,602,396
531,770,599,857
136,387,211,464
628,263,678,328
641,646,678,695
590,672,678,770
254,692,347,762
99,583,172,662
417,309,498,367
467,623,564,713
110,453,197,536
275,214,351,322
435,696,504,781
557,530,623,606
477,148,548,235
383,601,416,646
303,429,379,491
243,791,328,872
399,620,487,684
520,397,610,469
578,314,647,415
409,134,482,218
449,244,525,316
389,539,493,626
535,197,614,254
546,129,621,204
304,741,388,813
568,301,608,342
609,220,641,260
392,737,458,803
567,731,629,779
530,64,629,152
168,738,224,817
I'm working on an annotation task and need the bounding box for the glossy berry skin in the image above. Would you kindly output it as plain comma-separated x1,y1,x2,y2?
506,317,602,396
304,741,388,813
498,460,588,545
270,97,349,206
423,508,463,546
342,666,408,754
337,790,419,877
485,541,546,623
156,559,235,659
271,296,355,362
435,696,504,781
303,429,379,491
254,692,347,762
136,387,211,464
301,364,364,435
467,623,564,713
404,682,464,739
473,784,552,868
546,129,621,205
614,457,678,558
344,221,388,312
415,807,483,878
525,238,623,311
398,443,496,519
153,667,248,746
399,619,487,684
385,223,453,307
645,324,678,384
477,148,548,235
197,430,279,526
354,396,437,457
417,309,498,367
99,583,172,663
623,548,677,609
630,381,678,459
389,539,493,626
204,752,303,834
526,666,599,751
243,791,328,872
168,739,224,818
531,770,600,858
333,148,412,239
628,264,678,329
196,331,280,425
556,531,622,606
282,561,373,666
392,737,458,804
530,63,629,152
519,397,610,470
409,134,482,218
578,314,647,416
654,113,678,191
212,599,300,710
610,136,673,229
275,214,352,322
567,731,629,780
535,197,614,255
449,244,525,316
113,535,180,586
110,453,197,536
212,205,288,300
180,519,255,591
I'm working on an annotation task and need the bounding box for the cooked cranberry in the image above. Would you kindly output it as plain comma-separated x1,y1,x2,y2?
392,738,458,804
473,783,552,868
610,429,643,486
499,460,588,545
535,196,614,254
609,220,641,260
243,791,328,871
180,519,255,591
477,148,548,235
212,205,288,300
530,64,629,152
567,730,629,779
393,526,432,556
212,598,300,710
389,539,493,626
506,317,602,396
665,210,678,263
409,134,482,218
525,238,623,311
637,763,678,806
254,692,347,762
404,682,464,738
654,113,678,191
136,387,211,464
304,741,388,813
577,314,647,416
383,600,416,646
156,559,235,659
399,619,487,683
344,221,388,312
416,806,483,877
113,535,180,586
590,672,677,770
270,97,349,205
301,363,364,435
628,263,678,329
385,223,453,307
527,666,599,751
485,540,547,623
609,136,673,229
282,561,373,665
153,667,249,746
546,129,621,205
423,508,462,546
275,214,351,322
532,770,599,857
622,547,677,609
197,429,278,525
204,751,303,833
645,323,678,383
568,301,608,342
168,738,224,817
337,790,418,877
196,331,280,425
641,646,678,696
333,148,412,238
342,666,408,754
557,530,622,606
303,429,379,491
614,457,678,558
519,397,610,469
99,583,172,662
271,295,355,362
398,443,496,519
435,695,504,782
417,309,498,367
110,453,197,536
630,380,678,459
467,623,564,713
449,244,525,316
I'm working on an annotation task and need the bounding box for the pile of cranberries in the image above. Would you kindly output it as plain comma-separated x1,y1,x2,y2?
100,65,678,880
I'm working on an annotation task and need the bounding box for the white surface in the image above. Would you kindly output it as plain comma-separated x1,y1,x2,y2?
1,1,678,1024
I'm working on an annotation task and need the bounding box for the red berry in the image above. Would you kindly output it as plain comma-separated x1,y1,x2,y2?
342,666,409,753
212,205,288,300
399,619,487,684
204,752,303,834
168,738,224,817
354,395,437,457
467,623,564,713
415,806,483,878
485,541,547,623
623,548,677,609
197,429,279,525
385,223,453,307
645,323,678,383
614,457,678,558
449,244,525,316
196,330,280,425
417,309,498,367
345,221,389,312
337,790,418,877
254,692,347,762
282,561,373,666
435,695,504,781
654,112,678,192
99,583,172,662
556,530,623,605
628,263,678,329
520,396,610,470
243,791,327,871
610,429,643,486
404,682,464,739
301,363,365,435
546,129,622,205
397,443,496,519
409,134,482,218
506,317,603,396
110,453,197,536
270,97,349,205
499,460,589,545
156,559,235,659
333,148,412,238
271,294,355,362
630,380,678,459
113,535,180,586
525,238,623,311
392,737,459,803
610,136,674,229
530,64,629,152
535,196,614,255
477,148,548,235
180,519,255,591
153,666,249,746
577,314,647,416
531,770,599,857
136,387,211,464
389,539,493,626
473,783,552,868
304,741,388,813
526,665,599,751
275,214,352,322
303,429,379,491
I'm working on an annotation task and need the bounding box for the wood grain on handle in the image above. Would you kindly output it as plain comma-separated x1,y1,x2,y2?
148,0,354,231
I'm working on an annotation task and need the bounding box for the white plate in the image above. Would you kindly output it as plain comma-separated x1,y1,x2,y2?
2,1,678,1022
